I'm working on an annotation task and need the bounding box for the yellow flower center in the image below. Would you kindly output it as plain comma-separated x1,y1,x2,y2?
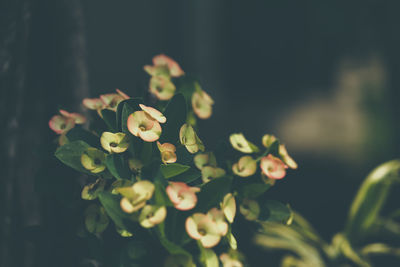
110,142,118,147
198,228,206,236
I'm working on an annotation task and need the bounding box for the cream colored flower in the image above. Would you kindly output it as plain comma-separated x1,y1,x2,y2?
100,89,129,111
166,182,200,211
139,205,167,228
239,199,260,221
81,148,106,173
49,115,75,134
149,76,176,101
207,208,228,236
179,124,205,154
117,180,155,213
260,154,287,179
157,142,177,164
201,166,226,183
100,132,129,153
194,152,217,170
232,156,257,177
229,133,259,153
192,88,214,119
261,134,277,148
221,193,236,223
127,111,162,142
81,178,106,200
185,213,221,248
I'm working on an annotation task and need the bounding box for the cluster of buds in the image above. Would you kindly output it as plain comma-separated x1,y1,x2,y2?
230,133,297,180
83,89,129,115
194,152,226,183
144,54,185,100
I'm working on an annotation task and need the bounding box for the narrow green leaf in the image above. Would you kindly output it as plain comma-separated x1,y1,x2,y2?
105,154,131,180
55,140,91,174
154,181,173,207
198,245,219,267
98,192,134,231
345,160,400,244
196,176,232,212
240,183,271,199
65,127,99,148
160,163,190,179
258,200,293,225
160,94,187,143
101,109,117,131
168,167,201,184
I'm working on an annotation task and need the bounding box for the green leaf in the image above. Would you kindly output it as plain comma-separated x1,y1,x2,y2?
268,140,280,157
55,140,91,173
105,154,131,180
198,245,219,267
175,76,197,105
196,176,232,212
160,163,190,179
240,183,272,199
101,109,117,131
65,127,99,148
168,167,201,183
258,200,293,225
117,98,143,133
140,142,152,166
98,192,135,231
154,181,173,207
345,160,400,244
160,94,187,143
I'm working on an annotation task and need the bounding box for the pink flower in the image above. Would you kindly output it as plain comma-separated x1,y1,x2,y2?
152,54,185,78
59,109,86,124
166,182,200,211
49,115,75,134
260,154,287,179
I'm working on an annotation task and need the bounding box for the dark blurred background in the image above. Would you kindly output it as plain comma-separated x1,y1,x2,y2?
1,0,400,266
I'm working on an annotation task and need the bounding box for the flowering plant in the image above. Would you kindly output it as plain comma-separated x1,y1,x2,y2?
49,55,297,266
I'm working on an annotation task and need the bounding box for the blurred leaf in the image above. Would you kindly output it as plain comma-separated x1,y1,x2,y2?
55,140,91,174
140,142,152,166
168,167,201,184
258,200,293,225
175,76,197,105
345,160,400,244
268,140,280,157
66,126,99,148
105,154,131,180
239,183,271,199
101,109,117,131
160,93,187,143
198,246,218,267
160,163,190,179
196,176,232,212
154,181,173,207
98,192,134,231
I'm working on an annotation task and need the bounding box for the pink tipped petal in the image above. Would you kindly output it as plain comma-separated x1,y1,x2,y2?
83,98,104,110
139,104,166,123
192,90,214,120
127,111,161,142
260,155,287,179
200,234,221,248
185,215,203,240
116,89,130,99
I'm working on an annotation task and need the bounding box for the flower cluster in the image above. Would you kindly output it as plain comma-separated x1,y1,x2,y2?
50,54,296,267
